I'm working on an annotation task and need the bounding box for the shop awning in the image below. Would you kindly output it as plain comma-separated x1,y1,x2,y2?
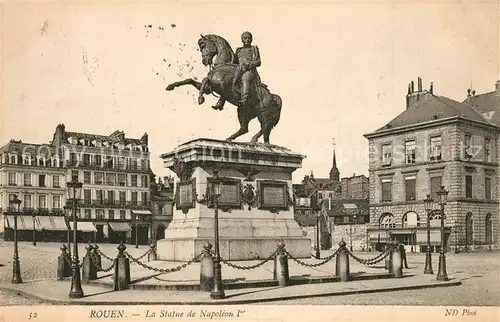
6,215,37,230
37,216,53,230
77,221,97,232
132,210,152,215
51,216,69,231
109,222,131,232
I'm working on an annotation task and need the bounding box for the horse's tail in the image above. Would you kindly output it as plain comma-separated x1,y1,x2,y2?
269,94,282,128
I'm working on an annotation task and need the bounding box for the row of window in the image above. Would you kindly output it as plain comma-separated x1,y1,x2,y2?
83,189,148,206
380,173,493,203
4,171,150,189
380,134,493,165
1,154,150,170
82,208,129,220
5,173,61,188
73,170,149,187
67,137,148,152
5,194,63,210
3,191,149,210
68,153,149,171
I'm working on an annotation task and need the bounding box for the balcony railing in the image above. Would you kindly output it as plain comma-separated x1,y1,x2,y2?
80,199,149,208
66,160,149,172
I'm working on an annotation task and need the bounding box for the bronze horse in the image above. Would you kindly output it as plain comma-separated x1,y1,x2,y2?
165,34,282,144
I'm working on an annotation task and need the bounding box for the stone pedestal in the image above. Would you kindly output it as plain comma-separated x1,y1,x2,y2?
156,138,311,261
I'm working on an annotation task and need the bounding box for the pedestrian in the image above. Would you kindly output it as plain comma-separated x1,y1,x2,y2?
399,243,409,269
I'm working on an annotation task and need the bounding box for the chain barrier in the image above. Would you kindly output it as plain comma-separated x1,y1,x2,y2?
285,248,339,268
91,251,115,273
97,250,115,262
123,251,203,274
220,250,278,270
134,248,152,261
347,244,396,266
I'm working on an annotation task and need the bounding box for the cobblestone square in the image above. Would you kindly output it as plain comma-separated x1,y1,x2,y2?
0,242,498,306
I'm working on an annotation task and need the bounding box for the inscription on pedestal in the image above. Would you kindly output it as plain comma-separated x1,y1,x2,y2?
175,179,196,213
207,177,241,209
263,186,285,205
257,180,289,211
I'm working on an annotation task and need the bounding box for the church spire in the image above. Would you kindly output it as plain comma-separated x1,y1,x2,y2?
329,138,340,182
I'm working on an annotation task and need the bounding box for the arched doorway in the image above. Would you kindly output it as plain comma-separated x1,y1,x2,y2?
485,213,492,245
401,211,420,251
376,213,395,251
465,212,474,247
156,225,166,240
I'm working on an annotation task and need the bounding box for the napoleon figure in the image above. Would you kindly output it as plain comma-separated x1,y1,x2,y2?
212,31,262,111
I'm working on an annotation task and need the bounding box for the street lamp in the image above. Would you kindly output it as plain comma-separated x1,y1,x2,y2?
66,179,84,298
135,213,139,249
209,173,225,299
423,194,434,274
10,194,22,284
63,205,72,259
311,190,322,259
32,213,37,246
436,185,449,281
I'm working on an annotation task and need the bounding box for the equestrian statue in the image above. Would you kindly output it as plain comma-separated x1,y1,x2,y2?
165,32,282,145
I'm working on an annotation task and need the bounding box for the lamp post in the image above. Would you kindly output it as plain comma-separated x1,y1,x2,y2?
63,205,72,259
10,194,23,284
32,214,37,246
66,179,84,298
436,185,449,281
423,194,434,274
312,190,322,259
209,173,225,299
454,220,459,253
135,213,139,249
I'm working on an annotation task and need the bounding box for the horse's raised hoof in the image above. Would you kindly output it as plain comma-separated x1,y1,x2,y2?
212,105,223,111
225,138,234,142
166,84,175,91
198,96,205,105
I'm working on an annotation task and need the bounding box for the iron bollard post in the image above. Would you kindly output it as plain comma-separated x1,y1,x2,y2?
337,239,350,282
92,244,101,270
273,241,289,287
391,244,403,278
57,244,72,280
113,242,130,291
148,243,157,262
82,243,97,284
385,244,394,273
200,242,214,292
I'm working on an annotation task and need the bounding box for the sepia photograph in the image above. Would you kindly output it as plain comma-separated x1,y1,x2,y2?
0,1,498,321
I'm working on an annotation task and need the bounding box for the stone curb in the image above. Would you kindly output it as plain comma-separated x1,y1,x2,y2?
0,279,462,305
86,272,394,291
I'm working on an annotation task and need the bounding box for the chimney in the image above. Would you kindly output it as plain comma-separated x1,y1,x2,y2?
496,80,500,92
52,123,66,147
406,77,430,109
430,82,434,95
141,133,149,146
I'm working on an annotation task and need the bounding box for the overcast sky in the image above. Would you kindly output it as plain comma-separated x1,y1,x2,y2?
1,1,498,183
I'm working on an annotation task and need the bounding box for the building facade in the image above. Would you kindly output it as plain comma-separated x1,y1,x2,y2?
0,140,67,241
1,124,154,245
364,78,499,252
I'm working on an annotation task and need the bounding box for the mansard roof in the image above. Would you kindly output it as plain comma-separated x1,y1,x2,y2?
367,93,494,137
